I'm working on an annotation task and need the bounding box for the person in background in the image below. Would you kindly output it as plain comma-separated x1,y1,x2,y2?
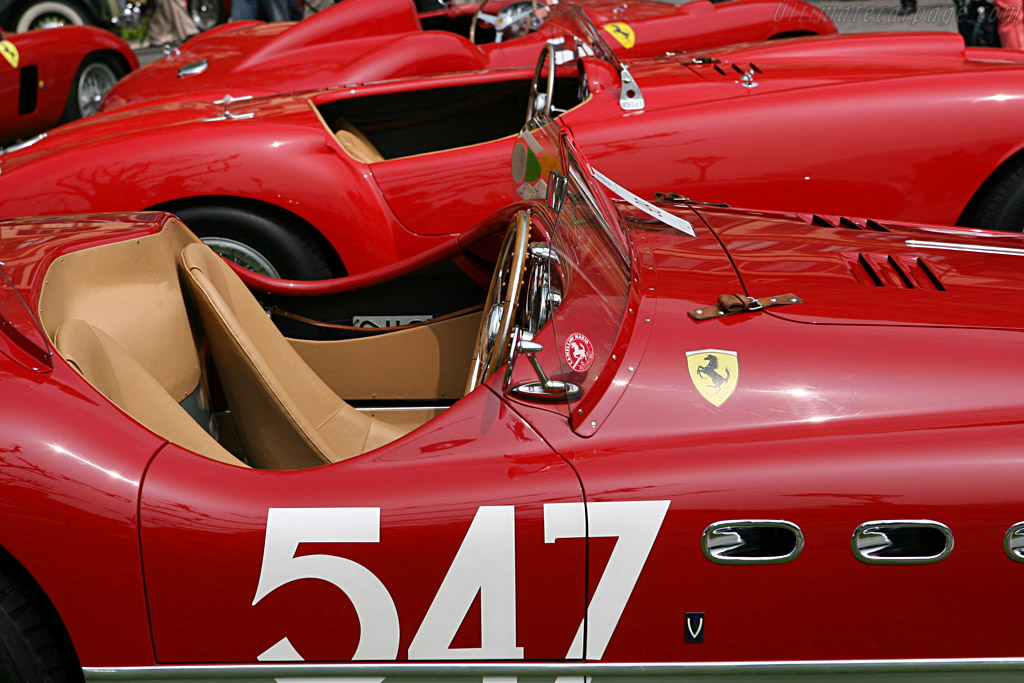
231,0,289,22
996,0,1024,47
898,0,916,15
147,0,199,47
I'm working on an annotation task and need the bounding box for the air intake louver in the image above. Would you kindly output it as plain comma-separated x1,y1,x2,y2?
809,215,890,232
842,252,945,291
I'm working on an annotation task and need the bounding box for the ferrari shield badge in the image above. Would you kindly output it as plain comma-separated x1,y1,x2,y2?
602,22,636,49
686,349,738,407
0,41,19,69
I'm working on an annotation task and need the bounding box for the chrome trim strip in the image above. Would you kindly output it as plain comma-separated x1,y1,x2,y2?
702,519,804,564
1,132,47,155
905,240,1024,257
84,658,1024,680
213,94,254,105
1005,521,1024,562
851,519,953,564
354,406,447,413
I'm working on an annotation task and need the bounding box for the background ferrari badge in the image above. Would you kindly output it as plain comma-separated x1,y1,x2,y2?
603,22,636,49
0,41,19,69
686,350,739,407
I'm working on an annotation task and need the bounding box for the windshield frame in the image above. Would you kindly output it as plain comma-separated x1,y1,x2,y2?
541,130,639,434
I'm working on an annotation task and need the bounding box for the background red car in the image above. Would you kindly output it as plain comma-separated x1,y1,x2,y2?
100,0,835,112
0,24,136,143
3,28,1024,283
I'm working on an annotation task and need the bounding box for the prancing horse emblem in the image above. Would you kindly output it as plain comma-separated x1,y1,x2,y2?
686,349,739,407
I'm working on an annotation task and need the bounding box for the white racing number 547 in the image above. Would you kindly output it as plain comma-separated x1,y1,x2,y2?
252,501,670,662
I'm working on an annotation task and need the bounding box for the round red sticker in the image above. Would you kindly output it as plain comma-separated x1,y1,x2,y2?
564,333,595,373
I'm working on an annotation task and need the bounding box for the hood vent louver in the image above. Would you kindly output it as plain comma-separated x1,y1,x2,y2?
843,252,945,292
809,215,890,232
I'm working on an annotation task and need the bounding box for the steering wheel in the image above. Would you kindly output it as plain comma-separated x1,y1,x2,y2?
525,42,556,124
470,0,539,44
466,211,531,394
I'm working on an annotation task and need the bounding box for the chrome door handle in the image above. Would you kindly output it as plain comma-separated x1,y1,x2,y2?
1005,522,1024,562
852,520,953,564
701,520,804,564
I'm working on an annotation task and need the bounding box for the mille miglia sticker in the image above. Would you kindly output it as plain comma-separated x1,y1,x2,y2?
686,349,738,407
564,333,595,372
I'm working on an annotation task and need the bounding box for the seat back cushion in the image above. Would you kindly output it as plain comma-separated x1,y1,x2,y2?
179,244,405,470
334,118,385,164
56,318,246,467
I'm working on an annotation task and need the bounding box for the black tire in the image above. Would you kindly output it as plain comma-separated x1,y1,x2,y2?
14,0,86,32
0,567,76,683
172,204,334,280
61,53,123,123
964,162,1024,233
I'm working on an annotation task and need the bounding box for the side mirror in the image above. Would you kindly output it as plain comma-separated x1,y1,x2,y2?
503,327,580,402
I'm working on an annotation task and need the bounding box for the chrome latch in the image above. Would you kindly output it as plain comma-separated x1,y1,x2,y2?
177,59,208,77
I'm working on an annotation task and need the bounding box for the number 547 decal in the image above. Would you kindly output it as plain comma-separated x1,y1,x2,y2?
253,500,669,662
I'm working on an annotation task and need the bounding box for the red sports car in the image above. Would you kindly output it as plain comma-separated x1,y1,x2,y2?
1,122,1023,681
3,28,1024,282
98,0,835,112
0,24,136,144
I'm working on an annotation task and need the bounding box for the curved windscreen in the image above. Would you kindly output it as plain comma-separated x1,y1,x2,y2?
547,145,630,429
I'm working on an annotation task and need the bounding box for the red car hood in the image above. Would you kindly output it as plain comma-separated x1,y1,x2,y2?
631,32,1017,110
585,202,1024,449
0,94,320,171
695,205,1024,330
101,0,427,112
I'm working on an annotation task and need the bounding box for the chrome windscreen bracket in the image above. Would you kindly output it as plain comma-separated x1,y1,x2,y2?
619,65,645,111
504,328,581,403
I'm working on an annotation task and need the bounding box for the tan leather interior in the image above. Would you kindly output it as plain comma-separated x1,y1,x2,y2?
308,102,383,164
179,243,410,470
334,118,384,164
289,311,479,400
38,222,200,403
38,217,472,470
56,319,246,467
360,407,445,430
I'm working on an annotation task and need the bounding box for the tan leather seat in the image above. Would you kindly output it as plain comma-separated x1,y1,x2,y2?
335,118,384,164
56,319,246,467
179,243,408,470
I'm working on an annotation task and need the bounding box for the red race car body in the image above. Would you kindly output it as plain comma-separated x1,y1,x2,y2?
99,0,835,112
0,25,136,143
1,122,1023,680
3,29,1024,282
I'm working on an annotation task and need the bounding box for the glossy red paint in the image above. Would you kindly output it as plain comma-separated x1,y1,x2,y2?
0,25,136,142
0,215,181,668
5,30,1024,285
1,127,1024,676
140,390,585,663
515,204,1024,661
100,0,834,112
